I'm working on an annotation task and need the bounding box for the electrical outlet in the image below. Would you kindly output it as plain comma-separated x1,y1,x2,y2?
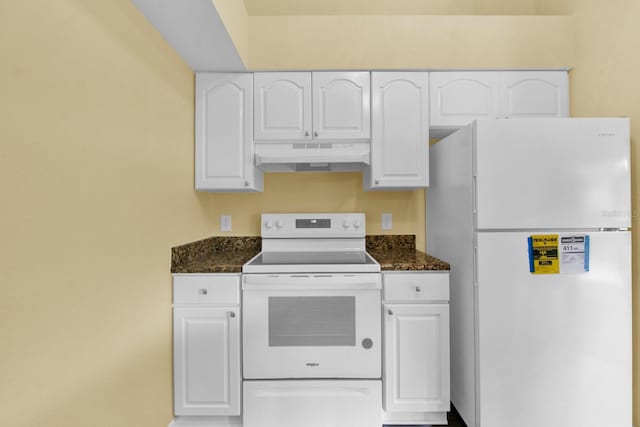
220,215,232,232
382,213,392,230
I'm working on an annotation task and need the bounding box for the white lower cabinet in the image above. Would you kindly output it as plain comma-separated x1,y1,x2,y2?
172,274,241,420
382,272,451,425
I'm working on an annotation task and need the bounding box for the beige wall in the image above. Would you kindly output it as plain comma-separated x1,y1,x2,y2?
213,0,250,66
243,0,558,15
0,1,210,426
210,173,427,250
569,0,640,423
248,15,575,70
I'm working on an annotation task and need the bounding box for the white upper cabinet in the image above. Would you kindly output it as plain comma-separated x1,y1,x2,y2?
430,71,499,130
253,72,312,141
430,70,569,137
499,71,569,118
365,72,429,190
254,72,370,141
195,73,263,192
312,72,371,140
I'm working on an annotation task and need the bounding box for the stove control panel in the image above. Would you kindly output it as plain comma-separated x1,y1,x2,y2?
261,213,366,238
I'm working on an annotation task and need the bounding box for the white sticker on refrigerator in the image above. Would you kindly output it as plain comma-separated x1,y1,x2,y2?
560,235,590,274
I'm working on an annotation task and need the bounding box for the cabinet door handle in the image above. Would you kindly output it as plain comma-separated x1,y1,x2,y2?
313,131,319,137
244,181,249,187
375,179,380,185
198,289,208,295
304,131,310,137
387,309,393,316
228,311,236,318
415,286,421,292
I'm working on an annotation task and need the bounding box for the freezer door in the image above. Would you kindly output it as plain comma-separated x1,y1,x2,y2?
474,118,630,229
476,231,631,427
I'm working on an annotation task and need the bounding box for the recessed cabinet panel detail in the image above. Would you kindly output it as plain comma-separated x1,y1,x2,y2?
430,70,568,137
500,71,568,117
365,72,429,190
195,73,263,192
204,84,244,179
313,72,371,140
430,72,499,127
254,73,312,140
254,72,370,142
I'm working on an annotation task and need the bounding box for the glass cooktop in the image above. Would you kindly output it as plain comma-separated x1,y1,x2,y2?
243,251,380,273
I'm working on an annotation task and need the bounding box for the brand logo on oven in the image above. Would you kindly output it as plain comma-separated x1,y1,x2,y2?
306,362,320,367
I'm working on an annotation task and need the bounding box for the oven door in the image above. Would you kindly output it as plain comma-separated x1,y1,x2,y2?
242,273,382,379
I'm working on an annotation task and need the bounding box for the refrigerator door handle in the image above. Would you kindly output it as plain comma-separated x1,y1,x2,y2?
473,245,478,287
473,175,478,214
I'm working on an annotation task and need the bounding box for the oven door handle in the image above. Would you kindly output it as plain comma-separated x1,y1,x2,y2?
242,274,381,291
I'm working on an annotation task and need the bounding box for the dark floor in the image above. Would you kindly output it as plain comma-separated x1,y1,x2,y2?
384,406,467,427
445,407,466,427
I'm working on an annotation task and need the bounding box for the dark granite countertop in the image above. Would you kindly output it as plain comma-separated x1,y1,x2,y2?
171,236,260,273
366,235,450,271
171,235,449,273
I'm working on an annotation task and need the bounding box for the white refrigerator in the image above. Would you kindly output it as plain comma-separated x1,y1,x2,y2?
427,118,632,427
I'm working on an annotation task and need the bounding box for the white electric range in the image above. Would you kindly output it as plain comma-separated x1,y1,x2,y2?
242,213,383,427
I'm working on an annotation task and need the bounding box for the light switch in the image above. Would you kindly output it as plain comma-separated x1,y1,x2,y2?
220,215,232,232
382,213,392,230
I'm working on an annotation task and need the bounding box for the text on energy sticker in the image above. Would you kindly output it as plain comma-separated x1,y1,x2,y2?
528,234,559,274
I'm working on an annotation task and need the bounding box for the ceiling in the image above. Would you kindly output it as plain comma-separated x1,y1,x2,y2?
241,0,548,16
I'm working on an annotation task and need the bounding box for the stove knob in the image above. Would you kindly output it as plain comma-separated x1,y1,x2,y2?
353,218,361,229
264,220,273,229
275,219,284,229
342,218,350,229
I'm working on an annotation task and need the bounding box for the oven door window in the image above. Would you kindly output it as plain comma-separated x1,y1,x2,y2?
268,296,356,346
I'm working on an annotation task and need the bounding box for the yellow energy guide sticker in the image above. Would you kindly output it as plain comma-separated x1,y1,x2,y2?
528,234,559,274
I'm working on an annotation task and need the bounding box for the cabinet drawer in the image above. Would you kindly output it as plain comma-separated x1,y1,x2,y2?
173,274,240,305
383,272,449,302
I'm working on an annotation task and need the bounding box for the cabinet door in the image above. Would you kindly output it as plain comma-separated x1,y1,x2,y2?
174,307,241,416
366,72,428,189
195,73,263,191
312,72,371,140
254,72,312,141
499,71,569,118
384,304,450,413
429,71,499,133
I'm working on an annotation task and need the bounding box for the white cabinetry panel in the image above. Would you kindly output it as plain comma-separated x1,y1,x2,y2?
173,307,241,416
254,71,370,142
365,72,429,190
429,70,569,137
430,71,499,129
384,304,450,413
312,72,370,140
254,72,312,141
195,73,263,191
499,71,568,118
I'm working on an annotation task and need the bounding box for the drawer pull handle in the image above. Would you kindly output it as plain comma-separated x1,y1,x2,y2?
387,309,393,316
198,289,208,295
415,286,421,292
229,311,236,318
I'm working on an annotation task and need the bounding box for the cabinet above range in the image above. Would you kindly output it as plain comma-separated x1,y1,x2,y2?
254,72,371,142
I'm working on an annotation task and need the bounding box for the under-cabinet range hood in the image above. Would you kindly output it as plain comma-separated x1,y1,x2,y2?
254,141,370,172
